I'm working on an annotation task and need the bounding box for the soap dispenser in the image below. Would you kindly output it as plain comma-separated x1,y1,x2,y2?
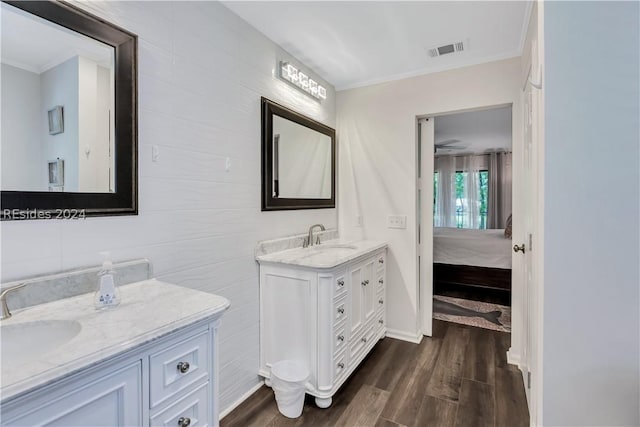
94,252,120,309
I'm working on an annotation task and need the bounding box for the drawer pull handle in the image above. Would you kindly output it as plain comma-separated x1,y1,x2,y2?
379,299,384,305
361,280,369,286
338,362,345,369
378,279,384,284
378,259,384,264
178,417,191,427
338,335,345,342
361,337,367,343
379,319,384,325
337,307,345,314
338,279,344,287
177,361,190,374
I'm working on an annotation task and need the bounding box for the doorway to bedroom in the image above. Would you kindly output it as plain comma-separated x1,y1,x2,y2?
418,105,513,334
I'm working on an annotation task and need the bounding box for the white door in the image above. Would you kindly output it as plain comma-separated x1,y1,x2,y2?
521,39,543,420
418,117,435,336
520,78,534,400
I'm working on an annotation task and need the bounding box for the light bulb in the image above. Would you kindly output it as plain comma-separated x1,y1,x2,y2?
299,72,309,90
309,79,318,96
318,85,327,99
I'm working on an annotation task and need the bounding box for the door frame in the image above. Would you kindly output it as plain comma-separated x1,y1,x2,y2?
415,102,517,339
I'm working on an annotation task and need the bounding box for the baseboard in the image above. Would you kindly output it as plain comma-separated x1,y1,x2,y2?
219,380,265,420
385,328,423,344
506,347,522,368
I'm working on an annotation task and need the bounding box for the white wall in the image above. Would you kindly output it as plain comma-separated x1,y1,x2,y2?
1,63,42,191
542,2,639,425
41,56,80,191
336,57,522,341
0,1,336,413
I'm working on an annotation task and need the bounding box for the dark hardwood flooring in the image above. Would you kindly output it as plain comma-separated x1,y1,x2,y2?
221,320,529,427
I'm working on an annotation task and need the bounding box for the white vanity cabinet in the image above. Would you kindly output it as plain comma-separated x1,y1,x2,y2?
258,245,387,408
1,320,221,427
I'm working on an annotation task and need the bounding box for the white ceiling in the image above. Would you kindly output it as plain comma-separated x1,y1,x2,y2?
223,1,532,90
434,106,512,155
1,3,113,74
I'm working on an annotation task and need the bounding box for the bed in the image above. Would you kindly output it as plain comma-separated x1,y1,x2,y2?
433,227,512,305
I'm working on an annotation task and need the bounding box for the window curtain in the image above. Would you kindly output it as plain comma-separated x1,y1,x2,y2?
434,156,456,227
488,152,512,228
461,155,481,229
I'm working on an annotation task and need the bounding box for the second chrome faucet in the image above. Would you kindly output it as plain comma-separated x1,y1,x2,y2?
304,224,325,248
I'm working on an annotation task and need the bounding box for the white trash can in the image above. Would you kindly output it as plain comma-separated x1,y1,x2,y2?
270,360,309,418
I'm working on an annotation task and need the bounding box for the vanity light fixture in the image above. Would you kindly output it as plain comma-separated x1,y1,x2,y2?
279,61,327,100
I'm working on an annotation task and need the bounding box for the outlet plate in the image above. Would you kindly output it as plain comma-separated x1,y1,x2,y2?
387,215,407,229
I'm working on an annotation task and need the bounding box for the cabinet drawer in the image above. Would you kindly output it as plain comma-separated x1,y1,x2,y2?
334,324,347,355
333,351,348,382
150,382,209,427
334,273,347,299
375,310,385,331
150,330,210,408
349,325,376,362
375,254,386,272
334,298,347,325
376,275,384,294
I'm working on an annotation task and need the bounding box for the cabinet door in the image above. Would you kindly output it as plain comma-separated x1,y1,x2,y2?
7,362,142,427
349,264,364,335
362,258,376,323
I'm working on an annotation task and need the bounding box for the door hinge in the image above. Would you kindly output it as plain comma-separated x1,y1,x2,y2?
528,233,533,252
527,371,532,389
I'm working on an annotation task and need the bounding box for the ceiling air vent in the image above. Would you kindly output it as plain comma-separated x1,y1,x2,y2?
428,41,465,58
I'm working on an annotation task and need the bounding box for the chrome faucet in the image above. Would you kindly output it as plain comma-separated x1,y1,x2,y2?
0,283,26,320
304,224,325,248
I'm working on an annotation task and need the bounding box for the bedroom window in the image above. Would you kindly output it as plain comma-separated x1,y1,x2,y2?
435,170,489,229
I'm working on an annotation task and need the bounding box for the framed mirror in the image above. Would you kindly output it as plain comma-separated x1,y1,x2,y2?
261,97,336,211
1,0,137,219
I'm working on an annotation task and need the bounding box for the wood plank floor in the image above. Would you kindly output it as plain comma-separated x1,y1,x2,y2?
221,320,529,427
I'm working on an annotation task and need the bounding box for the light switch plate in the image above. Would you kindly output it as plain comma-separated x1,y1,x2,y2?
387,215,407,229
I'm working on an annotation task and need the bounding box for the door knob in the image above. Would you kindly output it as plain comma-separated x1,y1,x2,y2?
513,244,526,254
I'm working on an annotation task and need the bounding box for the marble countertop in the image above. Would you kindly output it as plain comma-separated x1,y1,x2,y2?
0,279,230,402
256,239,387,269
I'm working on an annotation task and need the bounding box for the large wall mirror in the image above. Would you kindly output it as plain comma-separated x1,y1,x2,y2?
261,97,335,211
1,1,137,219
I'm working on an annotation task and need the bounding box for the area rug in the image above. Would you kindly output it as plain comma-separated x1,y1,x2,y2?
433,295,511,332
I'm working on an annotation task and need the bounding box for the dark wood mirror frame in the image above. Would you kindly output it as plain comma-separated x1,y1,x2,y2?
1,0,138,220
261,97,336,211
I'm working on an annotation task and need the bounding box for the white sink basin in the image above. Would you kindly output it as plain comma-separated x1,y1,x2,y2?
309,244,358,251
299,244,359,260
1,320,82,366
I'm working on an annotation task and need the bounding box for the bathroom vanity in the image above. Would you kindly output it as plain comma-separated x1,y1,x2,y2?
0,280,230,427
256,239,387,408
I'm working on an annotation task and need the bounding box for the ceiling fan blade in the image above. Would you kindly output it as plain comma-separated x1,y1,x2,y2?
435,138,460,147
